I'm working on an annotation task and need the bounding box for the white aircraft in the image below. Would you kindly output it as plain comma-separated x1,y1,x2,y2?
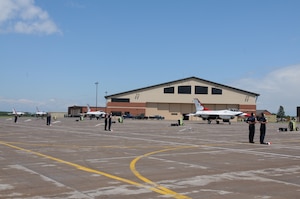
85,104,105,119
188,98,249,124
36,107,47,117
11,108,25,116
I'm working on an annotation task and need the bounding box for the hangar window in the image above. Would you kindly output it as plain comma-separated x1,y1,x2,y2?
212,88,222,95
164,87,174,94
195,86,208,94
178,86,191,94
111,98,130,102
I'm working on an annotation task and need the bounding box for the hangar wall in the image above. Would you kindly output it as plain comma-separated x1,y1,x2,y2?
105,77,259,121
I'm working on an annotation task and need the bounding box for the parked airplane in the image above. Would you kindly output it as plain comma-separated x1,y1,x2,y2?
188,98,248,124
85,104,105,119
10,108,25,116
36,107,47,117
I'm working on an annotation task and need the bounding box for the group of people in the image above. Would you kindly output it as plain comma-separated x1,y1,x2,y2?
14,110,268,140
14,112,52,126
104,113,113,131
247,112,268,144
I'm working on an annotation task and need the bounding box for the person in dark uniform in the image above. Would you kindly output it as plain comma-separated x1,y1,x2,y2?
108,113,112,131
104,113,108,131
259,113,268,144
247,112,256,143
46,112,51,126
14,114,18,123
104,113,113,131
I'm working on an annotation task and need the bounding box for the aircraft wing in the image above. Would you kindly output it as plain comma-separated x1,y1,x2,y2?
186,113,196,116
218,115,235,120
199,114,220,120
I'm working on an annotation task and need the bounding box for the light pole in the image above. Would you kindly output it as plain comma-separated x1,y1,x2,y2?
105,91,107,113
95,82,99,110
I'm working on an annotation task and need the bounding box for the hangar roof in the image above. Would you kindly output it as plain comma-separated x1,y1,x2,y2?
105,76,260,98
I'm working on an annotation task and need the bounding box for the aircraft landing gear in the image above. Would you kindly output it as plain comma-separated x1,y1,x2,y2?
223,119,231,125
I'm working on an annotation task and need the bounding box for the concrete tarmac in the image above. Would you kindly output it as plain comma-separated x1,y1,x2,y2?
0,117,300,199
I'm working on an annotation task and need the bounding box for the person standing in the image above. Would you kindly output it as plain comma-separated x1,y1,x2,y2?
259,113,268,144
14,114,18,123
104,113,112,131
46,112,51,126
247,112,256,143
104,113,108,131
108,113,112,131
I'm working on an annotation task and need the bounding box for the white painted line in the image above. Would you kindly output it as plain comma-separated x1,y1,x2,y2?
9,165,92,198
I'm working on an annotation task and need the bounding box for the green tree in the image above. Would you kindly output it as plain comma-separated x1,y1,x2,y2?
277,105,285,120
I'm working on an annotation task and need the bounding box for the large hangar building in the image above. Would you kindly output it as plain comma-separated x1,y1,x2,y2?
105,76,260,121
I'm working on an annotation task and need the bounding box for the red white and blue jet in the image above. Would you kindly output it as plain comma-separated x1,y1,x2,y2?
188,98,249,124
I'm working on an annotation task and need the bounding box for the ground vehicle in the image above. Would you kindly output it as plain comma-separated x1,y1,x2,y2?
135,114,148,120
123,114,134,119
149,115,165,120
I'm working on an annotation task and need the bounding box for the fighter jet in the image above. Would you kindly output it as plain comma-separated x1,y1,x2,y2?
35,107,47,117
188,98,247,124
85,104,105,119
10,108,25,117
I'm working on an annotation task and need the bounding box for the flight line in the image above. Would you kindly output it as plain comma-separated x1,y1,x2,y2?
1,117,300,198
0,140,191,199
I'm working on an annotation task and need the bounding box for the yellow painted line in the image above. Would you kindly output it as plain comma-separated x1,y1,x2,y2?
0,141,190,198
130,146,195,199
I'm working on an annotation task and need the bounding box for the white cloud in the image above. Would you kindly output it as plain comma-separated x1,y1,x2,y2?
231,65,300,116
0,0,61,35
0,97,42,111
0,96,79,113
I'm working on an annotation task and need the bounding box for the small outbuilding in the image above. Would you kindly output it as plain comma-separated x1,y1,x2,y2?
256,110,276,123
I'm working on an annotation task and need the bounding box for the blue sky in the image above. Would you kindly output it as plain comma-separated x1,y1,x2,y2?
1,0,300,115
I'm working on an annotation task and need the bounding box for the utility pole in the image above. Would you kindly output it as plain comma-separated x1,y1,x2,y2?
105,91,107,113
95,82,98,110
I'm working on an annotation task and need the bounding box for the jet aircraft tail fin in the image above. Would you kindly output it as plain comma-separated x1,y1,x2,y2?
193,98,204,111
193,98,210,111
87,104,91,112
